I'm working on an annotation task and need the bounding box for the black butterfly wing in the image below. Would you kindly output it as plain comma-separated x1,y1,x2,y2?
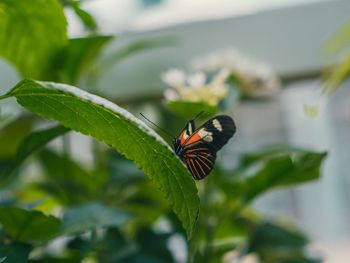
183,115,236,150
182,142,217,180
181,115,236,180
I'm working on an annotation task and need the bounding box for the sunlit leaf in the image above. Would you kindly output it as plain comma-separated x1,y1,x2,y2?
1,80,199,239
0,0,67,79
323,19,350,55
0,207,61,242
323,53,350,95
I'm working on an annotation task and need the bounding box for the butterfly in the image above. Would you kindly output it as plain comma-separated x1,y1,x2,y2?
173,115,236,180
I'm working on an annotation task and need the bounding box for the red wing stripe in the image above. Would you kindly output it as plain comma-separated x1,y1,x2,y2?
196,156,212,170
190,159,200,179
194,159,206,178
197,154,213,165
184,147,210,153
186,158,198,179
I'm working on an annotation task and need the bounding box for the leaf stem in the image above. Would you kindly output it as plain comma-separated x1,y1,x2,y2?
0,94,11,100
202,179,215,263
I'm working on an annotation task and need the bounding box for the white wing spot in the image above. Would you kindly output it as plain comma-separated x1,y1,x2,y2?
212,119,223,132
198,128,213,142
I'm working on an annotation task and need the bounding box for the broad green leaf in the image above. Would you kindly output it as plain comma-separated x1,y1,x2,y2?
0,80,199,239
0,125,69,186
240,146,302,166
0,242,32,263
56,36,113,84
61,203,132,235
0,0,68,79
0,207,61,242
241,151,327,202
165,101,218,120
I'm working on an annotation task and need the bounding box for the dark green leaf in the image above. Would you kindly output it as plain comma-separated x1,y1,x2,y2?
0,125,69,187
61,203,132,235
16,126,69,163
0,207,61,242
0,0,68,79
97,228,136,263
241,151,327,202
72,4,97,31
0,116,34,159
0,242,32,263
1,80,199,239
247,222,319,263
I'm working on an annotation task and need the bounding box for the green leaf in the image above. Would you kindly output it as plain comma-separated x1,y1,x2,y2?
247,222,319,263
71,4,97,31
0,125,69,186
0,116,34,159
16,126,69,163
0,242,32,263
0,0,68,79
56,36,113,84
323,19,350,55
61,203,132,235
1,80,199,239
164,101,218,120
323,53,350,95
0,207,61,242
241,151,327,202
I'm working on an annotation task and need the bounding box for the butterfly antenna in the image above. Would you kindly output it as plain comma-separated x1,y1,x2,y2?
194,110,205,120
140,113,174,139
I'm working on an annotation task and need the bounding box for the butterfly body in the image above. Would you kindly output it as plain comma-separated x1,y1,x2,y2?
173,115,236,180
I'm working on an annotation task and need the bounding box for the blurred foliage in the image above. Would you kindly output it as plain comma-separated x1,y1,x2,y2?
0,1,328,262
0,0,68,80
165,101,219,120
323,19,350,94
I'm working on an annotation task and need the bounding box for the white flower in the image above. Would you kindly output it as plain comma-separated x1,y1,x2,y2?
162,68,230,107
161,68,186,88
191,49,281,98
187,71,206,87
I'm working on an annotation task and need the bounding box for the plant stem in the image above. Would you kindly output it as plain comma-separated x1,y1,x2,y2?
202,178,215,263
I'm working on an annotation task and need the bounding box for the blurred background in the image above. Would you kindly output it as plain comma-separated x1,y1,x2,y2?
0,0,349,262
